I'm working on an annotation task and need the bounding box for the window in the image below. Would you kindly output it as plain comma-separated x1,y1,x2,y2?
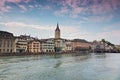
10,49,12,52
3,41,5,47
11,40,13,47
3,49,5,52
7,49,9,52
0,44,1,47
7,40,9,47
0,40,2,47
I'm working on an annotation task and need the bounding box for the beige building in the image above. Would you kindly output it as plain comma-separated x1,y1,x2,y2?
27,40,41,53
15,35,37,53
72,39,91,51
0,31,15,53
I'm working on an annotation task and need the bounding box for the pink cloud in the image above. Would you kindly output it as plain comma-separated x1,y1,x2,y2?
0,0,30,13
90,0,120,15
0,4,11,13
52,0,120,19
29,5,34,8
91,0,114,15
18,5,27,11
54,0,84,17
86,14,113,23
0,0,5,7
111,0,120,9
43,5,51,10
54,7,68,16
7,0,22,3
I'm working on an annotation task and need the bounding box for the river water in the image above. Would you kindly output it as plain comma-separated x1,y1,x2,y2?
0,53,120,80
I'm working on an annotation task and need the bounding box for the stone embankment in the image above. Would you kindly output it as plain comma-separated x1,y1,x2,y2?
0,51,90,56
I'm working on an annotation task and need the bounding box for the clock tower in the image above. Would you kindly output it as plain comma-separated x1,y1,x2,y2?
55,23,60,39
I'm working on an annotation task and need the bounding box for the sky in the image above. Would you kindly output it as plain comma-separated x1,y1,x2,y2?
0,0,120,44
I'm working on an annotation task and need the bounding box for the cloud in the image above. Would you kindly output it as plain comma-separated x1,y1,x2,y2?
18,5,27,11
84,14,113,23
0,21,88,39
0,0,30,12
7,0,22,3
0,21,76,39
82,29,120,44
98,30,120,39
1,0,120,22
0,21,120,44
0,22,54,30
54,7,69,16
0,22,81,33
52,0,120,21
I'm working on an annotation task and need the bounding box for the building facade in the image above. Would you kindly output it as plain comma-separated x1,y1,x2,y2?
41,39,55,52
27,40,41,53
65,40,73,52
72,39,91,51
15,36,27,53
92,41,115,53
0,31,15,53
54,38,66,52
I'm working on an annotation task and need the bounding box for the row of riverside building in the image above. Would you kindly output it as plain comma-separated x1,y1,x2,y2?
0,23,92,53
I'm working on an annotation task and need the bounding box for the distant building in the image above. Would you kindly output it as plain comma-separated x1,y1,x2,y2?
72,39,91,51
41,39,55,52
92,40,116,53
15,36,27,53
14,35,36,53
27,40,41,53
54,38,66,52
65,40,73,52
0,31,15,53
92,41,104,50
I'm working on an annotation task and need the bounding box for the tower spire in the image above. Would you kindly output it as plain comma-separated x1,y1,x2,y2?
56,23,60,31
55,23,60,39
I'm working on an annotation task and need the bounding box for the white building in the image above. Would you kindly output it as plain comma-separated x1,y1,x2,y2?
65,40,73,52
15,37,27,53
54,38,66,52
41,39,55,52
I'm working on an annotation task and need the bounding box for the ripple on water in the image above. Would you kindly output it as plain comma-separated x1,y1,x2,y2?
0,53,120,80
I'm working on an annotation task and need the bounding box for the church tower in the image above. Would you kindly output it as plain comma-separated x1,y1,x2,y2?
55,23,60,39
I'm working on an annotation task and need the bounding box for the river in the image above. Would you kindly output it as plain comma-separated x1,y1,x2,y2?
0,53,120,80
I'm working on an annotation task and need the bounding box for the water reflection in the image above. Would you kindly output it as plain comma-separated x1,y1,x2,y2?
54,60,62,68
94,53,107,59
74,55,91,62
53,54,62,59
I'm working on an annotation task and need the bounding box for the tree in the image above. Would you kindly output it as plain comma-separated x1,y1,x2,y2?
101,39,106,50
101,39,106,43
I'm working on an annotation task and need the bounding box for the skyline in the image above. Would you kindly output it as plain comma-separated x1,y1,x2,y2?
0,0,120,44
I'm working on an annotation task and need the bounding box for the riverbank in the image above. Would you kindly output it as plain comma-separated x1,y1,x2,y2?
0,51,90,56
1,51,120,56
